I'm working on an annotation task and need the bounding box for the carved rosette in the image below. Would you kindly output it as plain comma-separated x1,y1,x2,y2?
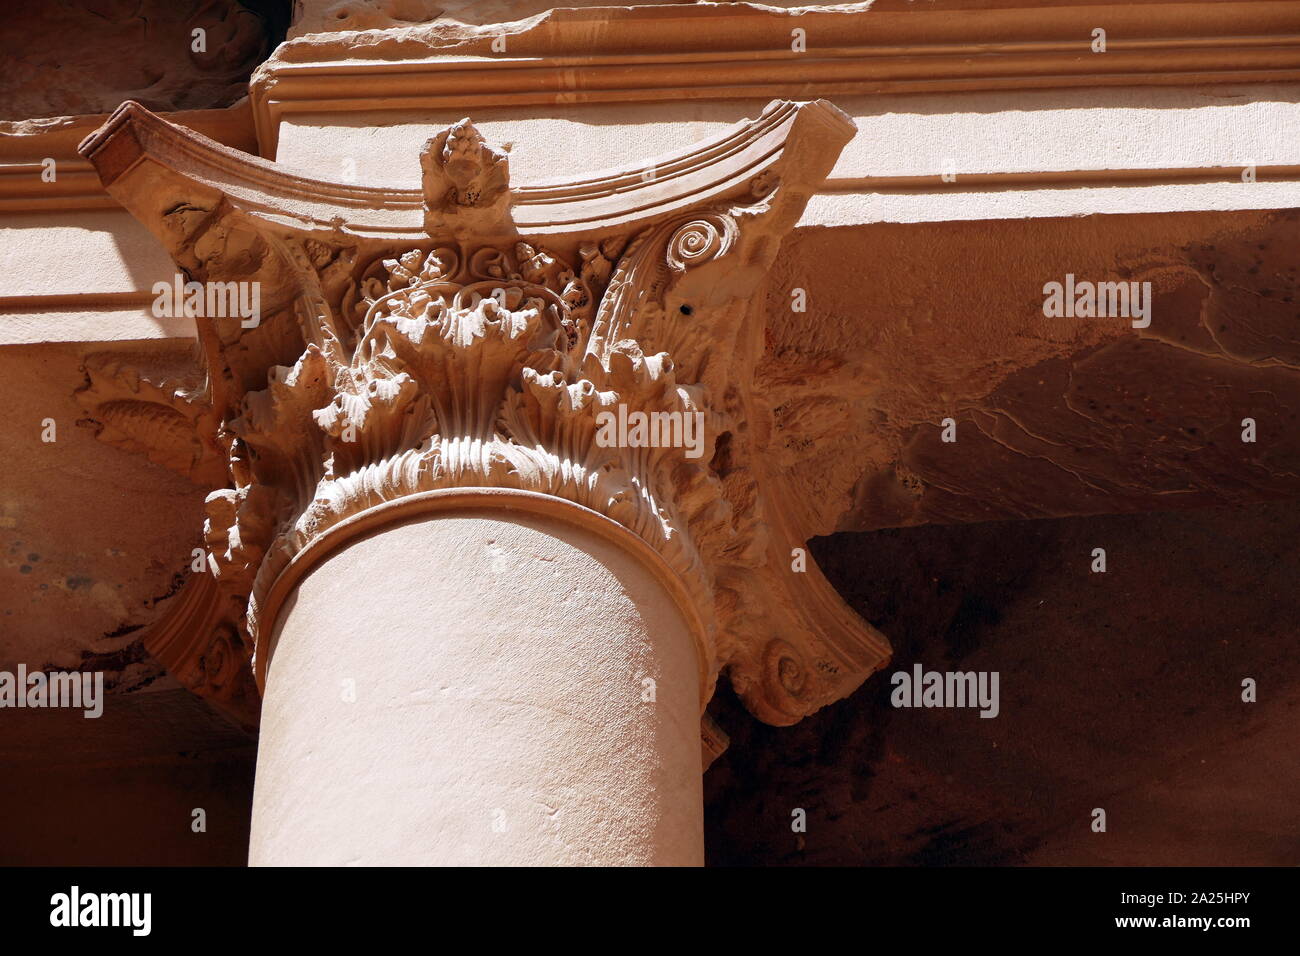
77,99,891,732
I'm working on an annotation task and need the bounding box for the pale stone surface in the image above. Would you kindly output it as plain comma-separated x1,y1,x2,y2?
280,85,1300,186
800,181,1300,226
0,213,174,298
250,508,703,865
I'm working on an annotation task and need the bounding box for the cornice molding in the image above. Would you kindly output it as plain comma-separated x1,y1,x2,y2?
5,5,1300,216
251,2,1300,155
76,98,891,730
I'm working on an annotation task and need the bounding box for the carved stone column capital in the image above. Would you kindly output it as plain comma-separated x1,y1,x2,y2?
78,98,891,729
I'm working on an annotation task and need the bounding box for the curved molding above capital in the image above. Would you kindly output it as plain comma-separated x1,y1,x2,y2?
78,97,848,240
76,98,891,730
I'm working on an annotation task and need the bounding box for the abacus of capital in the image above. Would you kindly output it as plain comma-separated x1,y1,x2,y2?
75,97,891,865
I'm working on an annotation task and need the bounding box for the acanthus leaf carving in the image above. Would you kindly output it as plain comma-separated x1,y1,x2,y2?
77,98,892,735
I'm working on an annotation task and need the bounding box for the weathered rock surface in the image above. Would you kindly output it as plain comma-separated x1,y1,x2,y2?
0,0,286,121
761,210,1300,536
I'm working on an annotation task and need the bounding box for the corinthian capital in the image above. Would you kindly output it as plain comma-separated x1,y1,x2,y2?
77,98,890,730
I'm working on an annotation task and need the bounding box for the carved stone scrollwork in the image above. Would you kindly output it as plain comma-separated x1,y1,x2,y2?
136,568,259,730
77,98,892,732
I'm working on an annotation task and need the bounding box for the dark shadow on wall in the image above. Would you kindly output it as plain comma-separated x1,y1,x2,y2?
704,498,1300,866
0,0,291,121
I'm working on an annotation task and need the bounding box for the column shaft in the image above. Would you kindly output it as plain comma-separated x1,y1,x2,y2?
249,502,704,866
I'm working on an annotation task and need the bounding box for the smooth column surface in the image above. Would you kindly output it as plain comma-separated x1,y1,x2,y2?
249,506,703,866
